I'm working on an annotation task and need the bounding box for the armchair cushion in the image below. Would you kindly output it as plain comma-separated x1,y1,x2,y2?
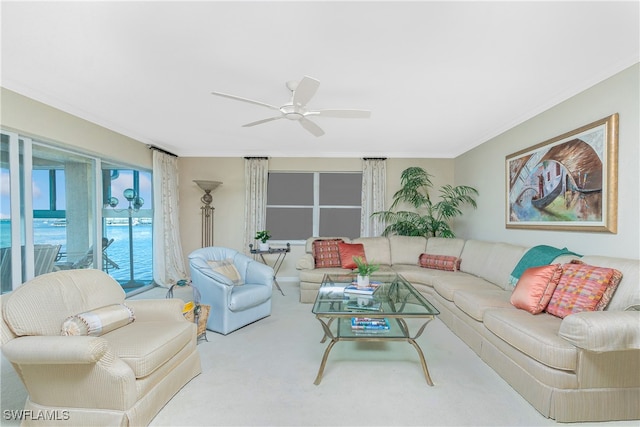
207,259,244,285
105,319,195,378
61,304,135,336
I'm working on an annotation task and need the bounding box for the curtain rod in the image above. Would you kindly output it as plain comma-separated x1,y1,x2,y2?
244,156,269,159
363,157,387,160
148,145,178,157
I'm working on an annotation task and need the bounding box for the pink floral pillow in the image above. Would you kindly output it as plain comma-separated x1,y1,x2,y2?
510,264,563,314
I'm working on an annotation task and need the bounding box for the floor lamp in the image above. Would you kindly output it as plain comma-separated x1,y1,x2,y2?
108,188,143,287
194,180,222,247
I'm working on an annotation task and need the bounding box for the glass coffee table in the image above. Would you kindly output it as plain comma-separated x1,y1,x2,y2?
312,273,440,386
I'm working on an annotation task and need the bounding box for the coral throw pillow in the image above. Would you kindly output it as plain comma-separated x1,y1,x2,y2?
337,242,366,269
545,263,615,318
510,264,563,314
312,239,344,268
419,253,461,271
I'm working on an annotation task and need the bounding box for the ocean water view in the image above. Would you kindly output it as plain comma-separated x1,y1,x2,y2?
1,219,154,288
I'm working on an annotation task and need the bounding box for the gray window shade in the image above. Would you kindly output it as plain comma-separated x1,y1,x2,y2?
266,171,362,240
267,173,313,205
319,208,361,239
319,173,362,205
266,207,312,240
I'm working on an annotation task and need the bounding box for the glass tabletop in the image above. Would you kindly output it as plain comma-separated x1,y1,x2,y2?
312,273,439,317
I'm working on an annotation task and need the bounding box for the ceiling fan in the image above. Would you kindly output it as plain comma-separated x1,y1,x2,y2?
211,76,371,137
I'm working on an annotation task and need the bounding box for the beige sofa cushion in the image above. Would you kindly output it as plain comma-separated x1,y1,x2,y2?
388,235,427,265
4,270,125,337
432,273,498,301
484,309,576,371
106,320,194,378
425,237,465,257
453,289,513,321
352,237,391,265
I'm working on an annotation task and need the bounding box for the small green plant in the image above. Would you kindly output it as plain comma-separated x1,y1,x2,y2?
353,256,379,276
254,230,271,243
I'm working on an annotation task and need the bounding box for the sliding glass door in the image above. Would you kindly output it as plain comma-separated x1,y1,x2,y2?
0,130,153,294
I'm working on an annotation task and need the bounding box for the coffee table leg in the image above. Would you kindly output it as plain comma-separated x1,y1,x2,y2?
399,317,435,386
314,338,337,385
408,338,434,386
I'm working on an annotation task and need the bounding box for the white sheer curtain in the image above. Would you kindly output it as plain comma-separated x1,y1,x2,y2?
361,158,387,237
243,157,269,255
152,149,187,286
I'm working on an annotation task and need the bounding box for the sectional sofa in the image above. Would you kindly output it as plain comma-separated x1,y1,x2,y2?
296,235,640,422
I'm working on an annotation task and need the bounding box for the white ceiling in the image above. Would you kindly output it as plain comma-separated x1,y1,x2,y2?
2,1,638,158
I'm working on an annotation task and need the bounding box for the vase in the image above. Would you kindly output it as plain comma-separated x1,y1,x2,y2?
259,242,270,251
356,275,370,288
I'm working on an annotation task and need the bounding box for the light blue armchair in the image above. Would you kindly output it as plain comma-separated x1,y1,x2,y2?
189,247,274,335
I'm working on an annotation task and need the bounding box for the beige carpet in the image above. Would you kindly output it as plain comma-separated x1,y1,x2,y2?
135,282,635,427
1,282,636,426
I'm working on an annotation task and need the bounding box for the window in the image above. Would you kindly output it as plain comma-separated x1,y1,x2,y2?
266,172,362,240
0,130,154,294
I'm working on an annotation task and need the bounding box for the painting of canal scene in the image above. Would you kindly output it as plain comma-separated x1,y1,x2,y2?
506,114,618,232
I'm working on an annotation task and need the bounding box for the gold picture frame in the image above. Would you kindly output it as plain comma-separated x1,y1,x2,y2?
506,113,618,233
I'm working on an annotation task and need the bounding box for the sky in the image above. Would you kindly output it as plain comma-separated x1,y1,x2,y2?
0,169,152,219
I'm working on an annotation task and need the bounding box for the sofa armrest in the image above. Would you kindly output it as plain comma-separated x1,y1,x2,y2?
126,298,186,322
559,310,640,352
2,335,108,364
296,253,315,270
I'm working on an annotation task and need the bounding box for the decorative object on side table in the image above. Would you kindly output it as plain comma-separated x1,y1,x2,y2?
353,256,379,288
255,230,272,251
194,180,223,247
166,280,209,342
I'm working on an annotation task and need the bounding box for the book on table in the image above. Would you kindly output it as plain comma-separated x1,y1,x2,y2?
351,317,390,331
344,283,380,295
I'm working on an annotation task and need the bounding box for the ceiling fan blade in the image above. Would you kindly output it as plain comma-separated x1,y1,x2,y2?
211,91,280,112
311,109,371,118
299,117,325,137
292,76,320,108
242,116,283,127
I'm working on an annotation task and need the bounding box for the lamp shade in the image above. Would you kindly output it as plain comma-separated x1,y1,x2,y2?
194,180,222,192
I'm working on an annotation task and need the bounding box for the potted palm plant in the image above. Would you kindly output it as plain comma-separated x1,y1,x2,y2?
372,166,479,238
353,256,379,288
255,230,272,251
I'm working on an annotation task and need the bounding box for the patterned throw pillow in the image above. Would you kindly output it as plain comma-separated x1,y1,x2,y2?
337,242,366,269
312,239,344,268
568,260,623,311
418,253,461,272
545,263,615,318
207,259,244,285
510,264,563,314
61,304,135,336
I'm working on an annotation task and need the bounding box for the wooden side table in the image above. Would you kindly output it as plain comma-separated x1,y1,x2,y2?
249,243,290,296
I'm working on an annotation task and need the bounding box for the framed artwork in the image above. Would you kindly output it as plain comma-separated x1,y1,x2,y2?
506,113,618,232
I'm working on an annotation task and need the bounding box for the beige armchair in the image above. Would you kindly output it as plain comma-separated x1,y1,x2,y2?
1,269,201,426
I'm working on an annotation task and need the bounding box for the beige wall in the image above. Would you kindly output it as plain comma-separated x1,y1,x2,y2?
178,157,454,278
454,63,639,259
1,88,152,169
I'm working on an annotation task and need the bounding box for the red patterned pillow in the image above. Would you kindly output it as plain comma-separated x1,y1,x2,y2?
418,253,461,271
312,239,344,268
545,263,614,318
510,264,563,314
337,242,366,269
